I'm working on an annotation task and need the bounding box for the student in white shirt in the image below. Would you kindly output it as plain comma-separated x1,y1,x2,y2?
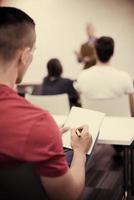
75,36,134,114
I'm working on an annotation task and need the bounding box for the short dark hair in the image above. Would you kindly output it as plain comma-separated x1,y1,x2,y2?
95,36,114,63
0,7,35,62
47,58,63,77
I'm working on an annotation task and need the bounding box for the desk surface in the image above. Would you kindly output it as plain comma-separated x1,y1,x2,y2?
52,115,134,146
99,117,134,145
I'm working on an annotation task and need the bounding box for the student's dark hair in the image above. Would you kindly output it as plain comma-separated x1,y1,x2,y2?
47,58,63,77
0,7,35,62
95,36,114,63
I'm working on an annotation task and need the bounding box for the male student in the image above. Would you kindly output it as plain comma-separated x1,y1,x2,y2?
0,7,92,200
75,36,134,110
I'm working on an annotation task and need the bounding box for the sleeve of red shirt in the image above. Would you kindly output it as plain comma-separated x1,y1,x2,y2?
23,111,69,177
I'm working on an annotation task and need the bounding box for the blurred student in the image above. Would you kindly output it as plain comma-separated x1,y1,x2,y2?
40,58,80,107
75,23,97,69
0,7,92,200
75,36,134,104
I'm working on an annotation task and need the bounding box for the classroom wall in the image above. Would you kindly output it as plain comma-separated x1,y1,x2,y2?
3,0,134,83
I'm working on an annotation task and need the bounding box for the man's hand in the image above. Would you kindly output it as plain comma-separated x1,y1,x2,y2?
71,124,92,154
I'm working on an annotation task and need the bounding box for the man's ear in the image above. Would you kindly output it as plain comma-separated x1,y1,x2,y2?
19,47,31,67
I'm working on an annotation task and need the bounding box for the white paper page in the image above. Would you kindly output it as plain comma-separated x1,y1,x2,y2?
62,107,105,155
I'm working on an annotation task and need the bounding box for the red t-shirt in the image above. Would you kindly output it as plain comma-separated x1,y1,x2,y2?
0,84,68,177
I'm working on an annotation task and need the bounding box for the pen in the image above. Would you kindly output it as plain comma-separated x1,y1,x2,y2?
76,128,82,137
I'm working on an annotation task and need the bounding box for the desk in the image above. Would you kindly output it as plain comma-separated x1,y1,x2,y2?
52,115,134,199
99,117,134,145
99,117,134,199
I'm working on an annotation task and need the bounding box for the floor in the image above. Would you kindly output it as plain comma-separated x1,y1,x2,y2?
82,144,134,200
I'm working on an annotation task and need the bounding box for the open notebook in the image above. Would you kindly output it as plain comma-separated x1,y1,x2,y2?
62,107,105,155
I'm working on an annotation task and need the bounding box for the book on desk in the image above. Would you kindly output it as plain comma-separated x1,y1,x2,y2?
62,106,105,155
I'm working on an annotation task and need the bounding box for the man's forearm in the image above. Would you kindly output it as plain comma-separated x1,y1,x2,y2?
41,150,86,200
70,149,86,199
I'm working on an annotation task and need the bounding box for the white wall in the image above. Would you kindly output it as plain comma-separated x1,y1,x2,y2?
4,0,134,83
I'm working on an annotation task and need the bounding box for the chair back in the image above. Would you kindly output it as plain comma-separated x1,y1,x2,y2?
80,95,131,116
0,163,49,200
26,93,70,115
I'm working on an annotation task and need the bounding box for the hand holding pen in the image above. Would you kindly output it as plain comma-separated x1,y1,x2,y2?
71,125,92,154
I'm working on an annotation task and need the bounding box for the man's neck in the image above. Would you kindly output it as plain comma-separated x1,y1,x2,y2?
0,78,14,88
96,60,111,67
0,63,17,88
